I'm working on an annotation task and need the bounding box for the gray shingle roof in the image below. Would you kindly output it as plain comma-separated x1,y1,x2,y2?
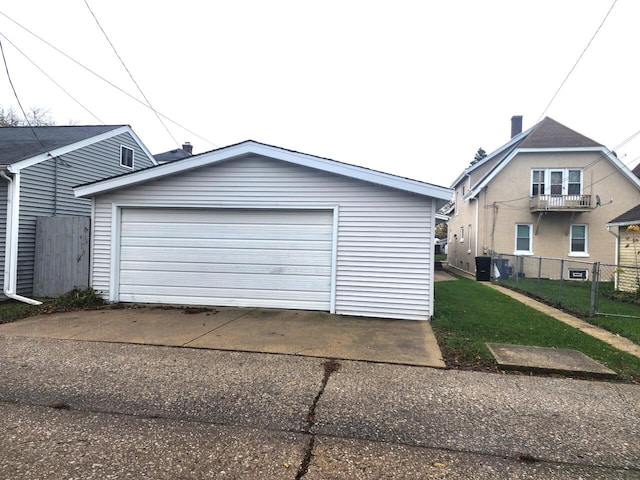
608,204,640,225
154,148,192,163
0,125,124,164
519,117,602,149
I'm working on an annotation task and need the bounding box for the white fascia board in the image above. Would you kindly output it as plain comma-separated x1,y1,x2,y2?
449,126,533,188
466,148,519,198
606,221,640,228
8,126,131,173
435,213,449,222
75,141,454,201
126,128,158,165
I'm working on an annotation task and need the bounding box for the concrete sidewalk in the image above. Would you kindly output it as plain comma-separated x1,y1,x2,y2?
489,284,640,359
0,306,446,368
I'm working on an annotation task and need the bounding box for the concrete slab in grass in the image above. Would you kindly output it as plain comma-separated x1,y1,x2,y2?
486,343,617,379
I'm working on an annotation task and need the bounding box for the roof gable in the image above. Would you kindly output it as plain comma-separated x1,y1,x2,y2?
518,117,602,149
0,125,124,164
74,140,453,205
0,125,157,172
463,117,639,199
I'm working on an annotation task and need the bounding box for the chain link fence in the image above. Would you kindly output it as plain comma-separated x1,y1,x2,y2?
490,254,640,319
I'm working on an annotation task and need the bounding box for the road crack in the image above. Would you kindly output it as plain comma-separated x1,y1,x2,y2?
296,359,340,479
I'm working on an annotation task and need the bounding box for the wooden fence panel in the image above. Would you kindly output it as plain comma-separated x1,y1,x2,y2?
33,216,90,297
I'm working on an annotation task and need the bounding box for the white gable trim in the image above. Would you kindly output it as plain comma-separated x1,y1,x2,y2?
8,126,157,173
450,126,534,188
74,141,453,201
465,146,640,200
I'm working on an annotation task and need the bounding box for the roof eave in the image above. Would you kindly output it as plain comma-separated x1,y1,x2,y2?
75,141,454,201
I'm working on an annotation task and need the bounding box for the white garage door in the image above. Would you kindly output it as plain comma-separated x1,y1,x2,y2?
118,208,334,310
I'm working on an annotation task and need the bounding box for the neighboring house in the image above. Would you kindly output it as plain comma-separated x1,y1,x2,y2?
447,116,640,277
74,140,452,321
0,125,157,304
606,205,640,292
154,142,193,163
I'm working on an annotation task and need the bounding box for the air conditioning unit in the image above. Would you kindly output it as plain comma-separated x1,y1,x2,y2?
568,269,588,280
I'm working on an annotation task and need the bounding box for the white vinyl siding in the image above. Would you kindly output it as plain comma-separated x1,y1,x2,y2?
10,131,155,296
118,208,333,310
91,155,435,320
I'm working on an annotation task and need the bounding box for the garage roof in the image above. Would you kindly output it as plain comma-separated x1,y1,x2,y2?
74,140,453,206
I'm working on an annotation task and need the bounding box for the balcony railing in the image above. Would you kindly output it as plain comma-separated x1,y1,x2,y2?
530,194,592,212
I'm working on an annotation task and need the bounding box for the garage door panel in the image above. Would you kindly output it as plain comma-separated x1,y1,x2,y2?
120,237,333,250
121,208,331,224
118,292,329,310
120,261,332,276
119,271,331,291
120,247,332,265
118,208,333,310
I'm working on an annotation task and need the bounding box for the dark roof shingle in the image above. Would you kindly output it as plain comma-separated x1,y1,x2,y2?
518,117,602,149
0,125,124,164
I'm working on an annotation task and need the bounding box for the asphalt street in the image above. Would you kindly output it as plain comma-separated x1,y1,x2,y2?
0,336,638,479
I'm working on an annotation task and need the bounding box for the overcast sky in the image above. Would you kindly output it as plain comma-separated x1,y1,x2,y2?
1,1,638,188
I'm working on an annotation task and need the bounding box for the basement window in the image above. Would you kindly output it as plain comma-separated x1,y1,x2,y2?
120,145,134,169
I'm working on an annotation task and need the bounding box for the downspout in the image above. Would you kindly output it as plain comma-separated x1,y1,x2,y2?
606,225,619,290
1,169,42,305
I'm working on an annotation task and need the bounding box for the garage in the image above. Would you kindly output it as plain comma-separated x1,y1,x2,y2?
75,140,452,320
118,207,334,310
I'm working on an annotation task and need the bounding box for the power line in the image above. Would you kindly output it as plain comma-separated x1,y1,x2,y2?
537,0,618,121
0,37,49,151
0,10,218,148
0,31,103,123
83,0,179,147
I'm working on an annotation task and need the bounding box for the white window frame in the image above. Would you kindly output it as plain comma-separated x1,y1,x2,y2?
530,168,583,196
120,145,135,169
460,226,465,243
467,224,472,253
514,223,533,255
569,224,589,257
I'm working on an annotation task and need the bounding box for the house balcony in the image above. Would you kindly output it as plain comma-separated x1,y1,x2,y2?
530,194,592,212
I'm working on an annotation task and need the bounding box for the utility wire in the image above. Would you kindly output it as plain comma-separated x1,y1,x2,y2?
0,10,217,148
537,0,618,121
83,0,179,147
0,31,103,123
0,37,49,152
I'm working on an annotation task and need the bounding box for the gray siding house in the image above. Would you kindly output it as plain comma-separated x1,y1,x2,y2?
1,125,156,303
75,141,452,321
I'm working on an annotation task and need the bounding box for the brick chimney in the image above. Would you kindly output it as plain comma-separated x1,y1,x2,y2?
182,142,193,154
511,115,523,138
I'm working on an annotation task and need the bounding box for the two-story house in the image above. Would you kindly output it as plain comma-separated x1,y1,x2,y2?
447,116,640,277
1,125,157,304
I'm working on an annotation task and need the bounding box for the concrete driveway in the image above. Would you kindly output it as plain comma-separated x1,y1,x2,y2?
0,306,445,367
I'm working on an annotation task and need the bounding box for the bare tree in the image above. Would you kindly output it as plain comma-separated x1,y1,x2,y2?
0,105,54,127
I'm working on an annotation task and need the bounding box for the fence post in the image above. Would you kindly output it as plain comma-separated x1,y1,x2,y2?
589,262,599,316
558,259,564,306
537,257,542,294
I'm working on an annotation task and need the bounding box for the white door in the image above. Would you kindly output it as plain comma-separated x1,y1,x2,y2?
117,208,334,310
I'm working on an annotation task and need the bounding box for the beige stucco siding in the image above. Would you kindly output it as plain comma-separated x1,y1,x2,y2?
449,150,640,275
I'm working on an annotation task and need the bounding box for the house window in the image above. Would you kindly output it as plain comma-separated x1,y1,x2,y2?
531,170,545,195
467,224,472,253
531,168,582,196
570,224,588,255
515,224,532,254
460,226,464,243
568,170,582,195
120,146,134,169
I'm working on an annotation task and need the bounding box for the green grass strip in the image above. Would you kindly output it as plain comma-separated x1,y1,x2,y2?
433,277,640,382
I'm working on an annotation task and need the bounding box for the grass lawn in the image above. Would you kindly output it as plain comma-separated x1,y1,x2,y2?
433,276,640,383
498,277,640,344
